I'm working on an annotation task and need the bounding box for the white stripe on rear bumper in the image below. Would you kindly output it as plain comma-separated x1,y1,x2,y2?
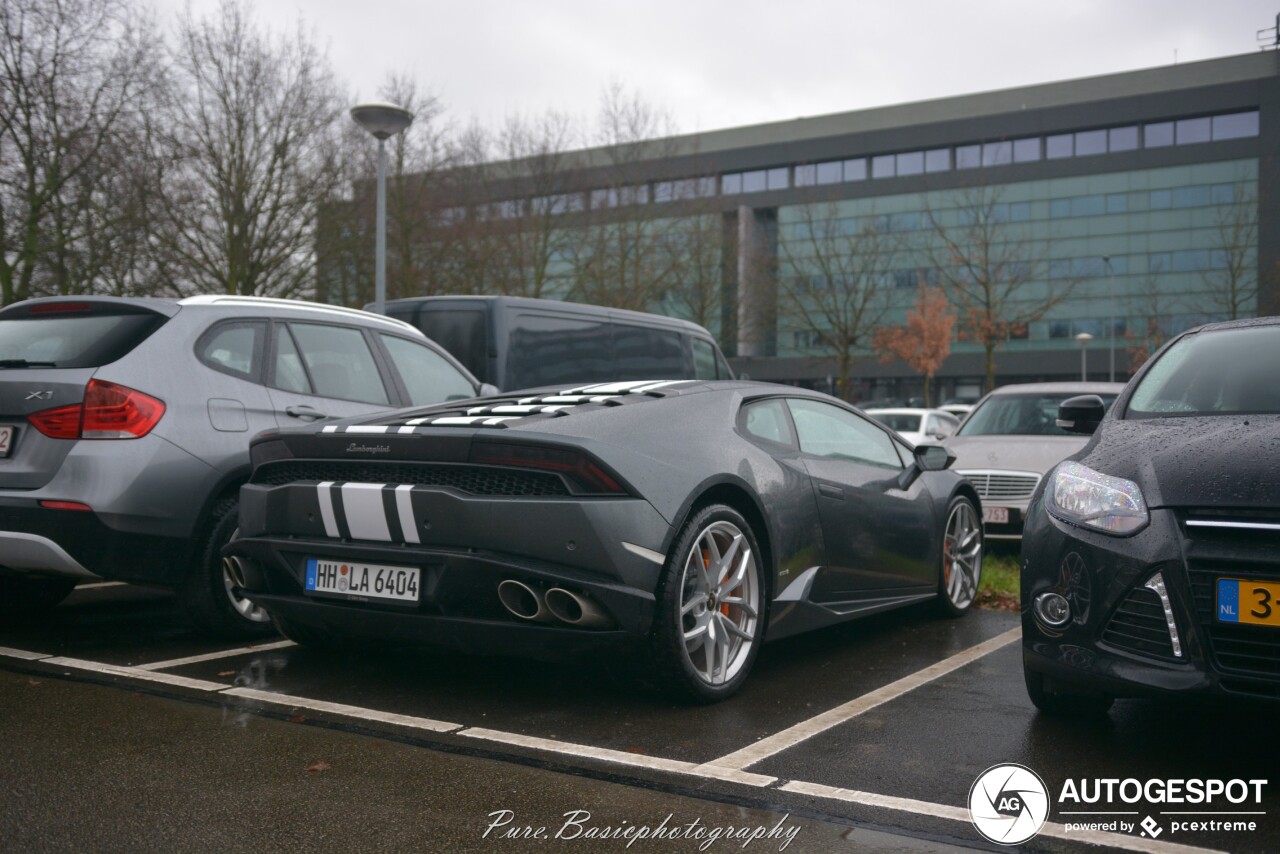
316,481,339,537
395,485,419,544
341,483,390,541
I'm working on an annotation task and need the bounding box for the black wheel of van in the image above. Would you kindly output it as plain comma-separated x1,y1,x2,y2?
0,574,78,616
181,497,275,639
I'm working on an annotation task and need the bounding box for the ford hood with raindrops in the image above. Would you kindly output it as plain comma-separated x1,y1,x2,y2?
1074,416,1280,509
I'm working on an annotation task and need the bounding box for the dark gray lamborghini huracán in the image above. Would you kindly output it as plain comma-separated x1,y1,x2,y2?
227,380,984,700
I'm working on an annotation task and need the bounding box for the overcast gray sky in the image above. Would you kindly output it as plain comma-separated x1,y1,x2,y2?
155,1,1278,137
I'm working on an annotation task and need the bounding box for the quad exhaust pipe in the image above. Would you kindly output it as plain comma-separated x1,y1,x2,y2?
497,579,613,629
497,579,555,623
545,587,612,629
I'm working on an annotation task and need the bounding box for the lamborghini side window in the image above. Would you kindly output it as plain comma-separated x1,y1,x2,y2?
787,399,903,469
739,399,796,448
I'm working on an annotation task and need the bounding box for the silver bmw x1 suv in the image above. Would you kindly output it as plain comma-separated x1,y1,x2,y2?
0,294,484,636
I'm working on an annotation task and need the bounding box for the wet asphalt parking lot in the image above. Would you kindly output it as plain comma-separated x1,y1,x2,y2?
1,577,1276,853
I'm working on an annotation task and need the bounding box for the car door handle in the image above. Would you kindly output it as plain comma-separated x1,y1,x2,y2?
818,484,845,500
285,405,326,421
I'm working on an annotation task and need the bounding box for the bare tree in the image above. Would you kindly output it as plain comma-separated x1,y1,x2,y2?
478,110,580,299
0,0,163,305
156,0,343,297
657,208,725,339
779,202,902,400
1201,183,1259,320
319,73,459,307
926,186,1070,391
567,83,683,311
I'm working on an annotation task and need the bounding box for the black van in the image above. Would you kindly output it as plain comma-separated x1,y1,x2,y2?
377,296,733,391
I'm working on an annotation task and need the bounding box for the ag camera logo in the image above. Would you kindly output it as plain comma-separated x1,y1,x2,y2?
969,763,1051,844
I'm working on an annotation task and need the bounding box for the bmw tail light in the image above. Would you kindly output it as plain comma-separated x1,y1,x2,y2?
26,402,83,439
28,379,165,440
470,441,626,495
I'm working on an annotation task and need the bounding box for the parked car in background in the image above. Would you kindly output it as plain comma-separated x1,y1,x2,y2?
227,380,983,701
946,382,1124,539
938,403,974,420
864,407,961,445
377,295,733,391
1022,318,1280,713
0,295,484,636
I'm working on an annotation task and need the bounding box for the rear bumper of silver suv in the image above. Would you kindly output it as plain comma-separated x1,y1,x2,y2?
0,531,97,579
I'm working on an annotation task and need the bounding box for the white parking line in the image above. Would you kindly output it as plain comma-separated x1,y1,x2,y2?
135,640,297,671
224,687,461,733
781,781,1222,854
705,627,1020,771
0,646,52,660
461,728,777,788
43,656,231,692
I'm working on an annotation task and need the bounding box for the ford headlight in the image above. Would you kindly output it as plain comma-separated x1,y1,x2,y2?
1047,462,1148,535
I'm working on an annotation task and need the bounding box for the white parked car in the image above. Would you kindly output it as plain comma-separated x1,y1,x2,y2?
863,408,960,445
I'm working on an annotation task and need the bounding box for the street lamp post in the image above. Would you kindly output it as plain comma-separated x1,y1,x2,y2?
1075,332,1094,381
350,102,414,316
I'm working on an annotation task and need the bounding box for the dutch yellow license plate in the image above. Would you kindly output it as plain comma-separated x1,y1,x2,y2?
1217,578,1280,627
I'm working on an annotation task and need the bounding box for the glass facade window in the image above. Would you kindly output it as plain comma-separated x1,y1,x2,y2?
843,158,867,181
1144,121,1174,148
872,154,895,179
767,167,789,191
1211,183,1236,205
1013,137,1041,162
1173,186,1210,208
722,173,743,194
1105,193,1128,214
1149,253,1169,273
1049,199,1071,218
1074,129,1107,156
1049,320,1071,339
816,161,842,184
742,170,768,193
1212,110,1259,140
1150,189,1172,209
982,141,1013,166
1071,195,1105,217
653,181,673,202
794,164,816,187
1109,126,1139,152
1176,117,1211,145
925,148,950,172
1046,134,1073,159
955,145,981,169
896,151,924,176
1010,202,1031,221
695,177,717,198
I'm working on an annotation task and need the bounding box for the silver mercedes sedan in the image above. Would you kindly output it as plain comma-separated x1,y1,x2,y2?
945,382,1124,540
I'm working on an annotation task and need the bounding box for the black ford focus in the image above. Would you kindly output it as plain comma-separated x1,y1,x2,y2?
1022,317,1280,714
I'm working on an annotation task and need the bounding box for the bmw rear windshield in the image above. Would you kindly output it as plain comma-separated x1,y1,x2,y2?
0,302,169,369
1127,325,1280,417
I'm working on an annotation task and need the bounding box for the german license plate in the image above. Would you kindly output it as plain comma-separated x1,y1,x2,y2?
0,425,12,458
305,558,420,604
983,506,1009,524
1217,578,1280,627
